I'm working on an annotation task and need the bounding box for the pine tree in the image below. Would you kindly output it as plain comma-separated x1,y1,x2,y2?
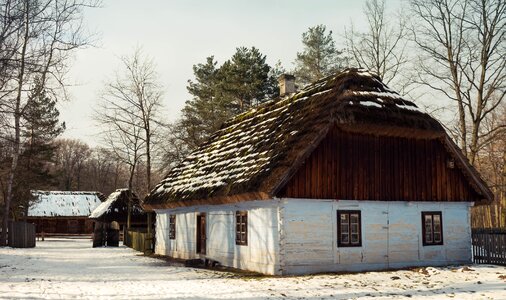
13,78,65,218
294,25,346,86
219,47,278,113
181,56,231,149
22,79,65,148
179,48,280,150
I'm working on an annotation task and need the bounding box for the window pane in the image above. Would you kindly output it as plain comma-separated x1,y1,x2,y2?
351,233,359,244
434,232,441,243
350,214,358,223
425,215,433,241
425,231,432,243
341,223,349,234
434,223,441,234
340,214,348,224
351,224,358,234
433,215,441,232
425,223,433,241
341,233,349,244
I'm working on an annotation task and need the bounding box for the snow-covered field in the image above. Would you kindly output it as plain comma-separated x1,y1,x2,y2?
0,238,505,299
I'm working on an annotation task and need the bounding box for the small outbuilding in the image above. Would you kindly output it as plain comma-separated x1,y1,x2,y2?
27,191,105,234
89,189,146,231
144,68,492,275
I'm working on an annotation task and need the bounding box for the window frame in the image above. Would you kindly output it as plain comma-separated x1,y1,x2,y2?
235,211,248,246
169,214,176,240
421,211,443,246
337,210,362,247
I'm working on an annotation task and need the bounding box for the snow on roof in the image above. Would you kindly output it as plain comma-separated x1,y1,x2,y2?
89,189,124,219
28,191,104,217
89,189,144,221
144,68,490,208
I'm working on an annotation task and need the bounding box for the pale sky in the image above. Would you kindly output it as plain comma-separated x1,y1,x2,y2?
62,0,403,146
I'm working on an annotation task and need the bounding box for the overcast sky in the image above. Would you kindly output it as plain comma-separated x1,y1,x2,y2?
61,0,403,146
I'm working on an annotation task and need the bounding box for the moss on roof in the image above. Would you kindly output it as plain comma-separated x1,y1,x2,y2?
144,68,492,208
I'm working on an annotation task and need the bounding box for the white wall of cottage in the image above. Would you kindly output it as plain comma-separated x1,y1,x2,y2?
155,199,281,275
154,199,472,275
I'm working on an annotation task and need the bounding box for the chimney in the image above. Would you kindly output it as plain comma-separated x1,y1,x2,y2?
278,74,296,97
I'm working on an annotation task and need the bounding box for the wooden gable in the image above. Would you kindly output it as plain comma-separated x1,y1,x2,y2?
278,126,482,202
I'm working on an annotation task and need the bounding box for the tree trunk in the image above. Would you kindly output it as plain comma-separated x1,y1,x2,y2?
1,0,29,246
146,131,151,191
127,161,137,230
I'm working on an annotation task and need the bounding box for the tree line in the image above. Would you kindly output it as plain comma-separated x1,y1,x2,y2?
0,0,504,245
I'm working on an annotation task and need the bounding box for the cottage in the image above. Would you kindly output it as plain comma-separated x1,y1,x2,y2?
89,189,146,230
143,68,492,275
27,191,104,234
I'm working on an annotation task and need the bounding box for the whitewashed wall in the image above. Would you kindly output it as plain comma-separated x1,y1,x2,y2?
280,199,473,275
154,199,281,275
155,198,472,275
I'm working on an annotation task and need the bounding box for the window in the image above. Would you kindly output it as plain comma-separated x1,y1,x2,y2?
169,215,176,240
235,211,247,246
422,211,443,246
337,210,362,247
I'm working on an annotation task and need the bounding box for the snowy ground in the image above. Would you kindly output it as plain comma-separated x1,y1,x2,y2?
0,238,505,299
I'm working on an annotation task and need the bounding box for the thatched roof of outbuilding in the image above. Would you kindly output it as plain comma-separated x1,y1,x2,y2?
144,68,492,209
89,189,145,223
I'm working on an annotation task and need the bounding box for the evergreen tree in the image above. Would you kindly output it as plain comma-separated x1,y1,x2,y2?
294,25,346,86
13,78,65,218
181,56,231,149
219,47,277,113
22,79,65,147
180,48,280,150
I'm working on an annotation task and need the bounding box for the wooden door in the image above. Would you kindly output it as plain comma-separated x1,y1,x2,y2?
196,213,206,255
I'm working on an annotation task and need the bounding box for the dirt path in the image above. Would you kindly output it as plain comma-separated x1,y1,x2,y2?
0,238,505,299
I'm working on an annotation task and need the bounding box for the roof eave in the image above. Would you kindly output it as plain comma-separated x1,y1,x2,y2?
142,191,272,211
441,135,494,203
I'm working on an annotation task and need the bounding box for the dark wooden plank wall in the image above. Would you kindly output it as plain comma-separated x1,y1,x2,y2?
27,217,94,234
279,126,481,202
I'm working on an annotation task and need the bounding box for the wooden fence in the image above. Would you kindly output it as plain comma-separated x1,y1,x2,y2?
472,228,506,266
8,222,36,248
124,228,153,253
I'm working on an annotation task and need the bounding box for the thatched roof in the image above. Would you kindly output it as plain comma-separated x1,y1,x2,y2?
28,191,105,217
144,68,492,209
89,189,145,223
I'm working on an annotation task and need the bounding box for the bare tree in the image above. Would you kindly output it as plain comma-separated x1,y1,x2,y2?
84,147,126,195
344,0,410,87
0,0,99,246
54,138,91,190
95,91,145,229
410,0,506,165
100,48,164,193
473,104,506,227
51,141,131,195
